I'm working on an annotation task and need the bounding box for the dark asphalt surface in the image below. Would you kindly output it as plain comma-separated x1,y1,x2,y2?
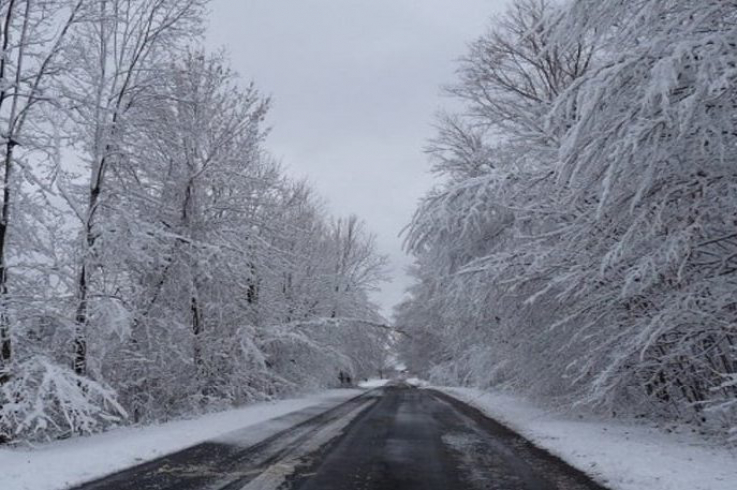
287,387,607,490
71,386,609,490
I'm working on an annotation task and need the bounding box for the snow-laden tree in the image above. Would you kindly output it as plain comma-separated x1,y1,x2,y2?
0,0,124,443
82,51,273,419
252,188,389,392
76,51,390,422
401,0,595,388
0,3,389,442
61,0,208,378
399,0,737,436
540,0,737,424
0,0,86,381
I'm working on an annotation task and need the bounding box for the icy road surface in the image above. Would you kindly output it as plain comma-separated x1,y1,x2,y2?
71,386,607,490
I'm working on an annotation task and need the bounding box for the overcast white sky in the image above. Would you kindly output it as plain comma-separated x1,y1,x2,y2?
206,0,508,316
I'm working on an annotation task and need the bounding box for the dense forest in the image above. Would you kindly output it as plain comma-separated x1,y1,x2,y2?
397,0,737,439
0,0,388,443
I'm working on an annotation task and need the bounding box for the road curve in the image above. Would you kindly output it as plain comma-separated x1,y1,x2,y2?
71,386,609,490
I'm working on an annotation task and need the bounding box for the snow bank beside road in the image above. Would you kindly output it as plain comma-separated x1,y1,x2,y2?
439,387,737,490
0,389,362,490
406,377,429,387
358,378,390,388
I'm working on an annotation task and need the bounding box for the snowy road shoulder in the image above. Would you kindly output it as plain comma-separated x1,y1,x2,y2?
437,387,737,490
357,378,390,388
0,389,363,490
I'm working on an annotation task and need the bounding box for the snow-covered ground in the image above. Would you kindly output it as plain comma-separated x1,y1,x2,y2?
439,387,737,490
0,389,363,490
358,378,390,388
406,377,429,387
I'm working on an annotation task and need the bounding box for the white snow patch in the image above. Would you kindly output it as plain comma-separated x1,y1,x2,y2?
406,377,429,387
0,389,362,490
438,387,737,490
358,378,390,388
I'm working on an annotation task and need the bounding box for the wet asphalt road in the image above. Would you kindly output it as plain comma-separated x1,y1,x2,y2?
287,387,606,490
71,386,609,490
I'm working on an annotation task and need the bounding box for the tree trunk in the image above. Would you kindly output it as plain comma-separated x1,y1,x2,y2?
0,143,13,383
0,0,20,385
192,292,203,370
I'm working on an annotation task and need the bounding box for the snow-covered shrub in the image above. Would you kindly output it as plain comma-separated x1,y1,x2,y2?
0,357,126,442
